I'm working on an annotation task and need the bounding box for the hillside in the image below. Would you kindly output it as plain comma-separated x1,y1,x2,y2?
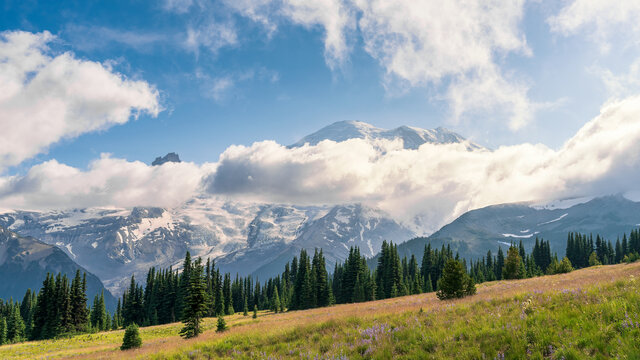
377,195,640,267
1,262,638,359
0,226,117,311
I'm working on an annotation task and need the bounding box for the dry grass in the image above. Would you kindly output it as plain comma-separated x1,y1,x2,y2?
2,262,639,359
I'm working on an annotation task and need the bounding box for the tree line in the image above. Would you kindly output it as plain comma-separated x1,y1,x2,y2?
1,227,639,345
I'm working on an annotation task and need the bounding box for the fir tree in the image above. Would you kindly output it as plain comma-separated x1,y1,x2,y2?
7,304,25,342
179,258,208,339
271,286,280,313
0,316,6,345
243,298,248,316
436,259,474,300
216,316,227,332
503,246,524,280
253,305,258,319
120,324,142,350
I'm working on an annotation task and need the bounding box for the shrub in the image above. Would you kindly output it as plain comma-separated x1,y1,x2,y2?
120,324,142,350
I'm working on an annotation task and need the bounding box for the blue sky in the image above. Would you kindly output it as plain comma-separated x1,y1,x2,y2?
2,0,632,173
2,0,640,223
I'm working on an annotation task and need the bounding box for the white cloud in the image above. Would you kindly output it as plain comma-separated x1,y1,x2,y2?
549,1,640,52
0,30,160,171
185,22,238,55
226,0,536,129
283,0,355,69
204,94,640,230
589,59,640,99
354,0,533,129
1,95,640,232
0,155,213,209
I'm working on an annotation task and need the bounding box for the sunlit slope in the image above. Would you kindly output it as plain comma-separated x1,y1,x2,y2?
1,262,638,359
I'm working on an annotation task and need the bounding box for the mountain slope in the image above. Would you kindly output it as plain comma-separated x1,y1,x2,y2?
382,195,640,265
290,120,482,150
0,226,116,310
0,200,415,294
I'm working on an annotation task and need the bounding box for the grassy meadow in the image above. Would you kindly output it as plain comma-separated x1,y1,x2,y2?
1,262,639,359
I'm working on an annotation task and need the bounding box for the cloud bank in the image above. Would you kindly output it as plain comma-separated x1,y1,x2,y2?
0,30,160,171
3,93,637,233
204,94,640,229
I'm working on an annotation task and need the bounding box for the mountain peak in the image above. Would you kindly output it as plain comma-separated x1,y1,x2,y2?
291,121,482,150
152,152,181,166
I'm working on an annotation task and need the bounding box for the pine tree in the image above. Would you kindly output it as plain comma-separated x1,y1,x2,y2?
253,305,258,319
424,274,433,293
7,304,25,342
120,324,142,350
243,298,249,316
179,258,208,339
214,272,224,316
216,316,227,332
0,316,6,345
436,259,473,300
271,286,281,313
176,251,192,321
503,246,524,280
496,247,505,280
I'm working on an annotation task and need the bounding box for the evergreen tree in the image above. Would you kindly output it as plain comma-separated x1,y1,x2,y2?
253,304,258,319
214,272,224,316
0,316,6,345
180,258,208,339
312,249,332,307
176,251,192,321
216,316,227,332
6,304,25,342
436,259,474,300
424,274,433,292
271,286,281,313
120,324,142,350
503,246,524,280
243,298,249,316
496,247,505,280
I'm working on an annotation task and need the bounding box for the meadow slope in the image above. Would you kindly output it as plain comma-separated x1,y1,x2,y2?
1,262,639,359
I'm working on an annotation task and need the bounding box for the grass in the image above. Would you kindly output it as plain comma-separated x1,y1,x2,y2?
1,262,639,359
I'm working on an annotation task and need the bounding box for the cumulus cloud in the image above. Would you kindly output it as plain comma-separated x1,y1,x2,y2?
204,95,640,230
0,155,213,209
0,30,160,171
549,0,640,51
353,0,533,129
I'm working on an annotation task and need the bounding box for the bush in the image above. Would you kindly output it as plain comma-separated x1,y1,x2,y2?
120,324,142,350
548,257,574,274
216,316,227,333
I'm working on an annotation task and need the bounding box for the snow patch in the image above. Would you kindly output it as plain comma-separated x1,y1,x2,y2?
91,242,98,249
537,213,568,226
520,229,530,233
497,241,512,246
532,197,593,210
502,233,534,238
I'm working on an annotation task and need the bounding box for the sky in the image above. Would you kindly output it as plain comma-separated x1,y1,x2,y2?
2,0,640,230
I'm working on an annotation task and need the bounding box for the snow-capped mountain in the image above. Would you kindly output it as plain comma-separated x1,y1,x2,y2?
290,120,482,150
0,121,484,295
383,195,640,265
0,199,414,295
